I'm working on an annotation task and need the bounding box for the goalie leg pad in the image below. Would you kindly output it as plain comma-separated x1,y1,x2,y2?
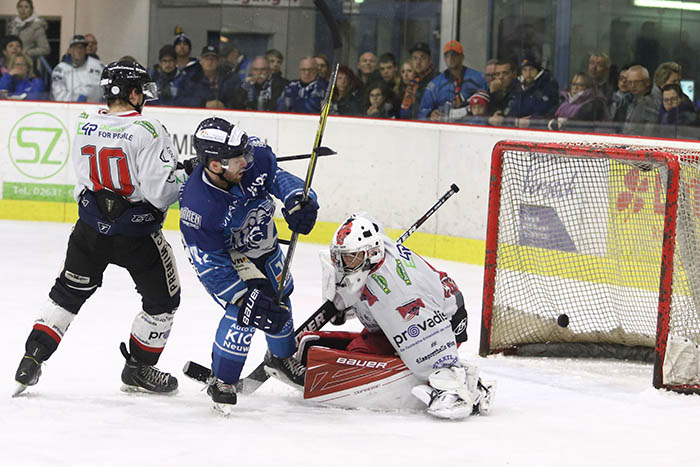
347,328,395,355
128,310,175,365
297,330,360,364
412,361,489,420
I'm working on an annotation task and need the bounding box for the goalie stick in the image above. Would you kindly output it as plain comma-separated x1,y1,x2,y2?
183,183,462,393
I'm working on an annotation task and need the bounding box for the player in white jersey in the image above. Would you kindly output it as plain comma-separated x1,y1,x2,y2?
14,61,182,397
298,213,495,419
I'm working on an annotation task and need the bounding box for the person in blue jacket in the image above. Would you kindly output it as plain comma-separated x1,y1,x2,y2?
277,56,328,114
0,52,45,100
179,117,319,412
418,40,486,121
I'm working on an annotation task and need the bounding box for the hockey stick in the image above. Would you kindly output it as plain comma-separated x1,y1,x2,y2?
277,146,337,162
183,183,461,393
275,63,339,304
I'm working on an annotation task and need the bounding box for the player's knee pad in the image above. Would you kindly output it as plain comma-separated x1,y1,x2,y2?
128,310,175,365
48,270,101,314
212,312,255,383
26,300,77,360
141,291,180,316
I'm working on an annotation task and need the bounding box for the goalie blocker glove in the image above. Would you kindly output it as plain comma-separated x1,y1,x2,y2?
282,192,319,235
238,286,290,333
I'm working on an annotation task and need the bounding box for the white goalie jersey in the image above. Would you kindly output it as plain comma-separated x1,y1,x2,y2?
323,235,462,380
72,108,180,211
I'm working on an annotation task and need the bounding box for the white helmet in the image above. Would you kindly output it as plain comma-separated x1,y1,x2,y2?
330,213,385,293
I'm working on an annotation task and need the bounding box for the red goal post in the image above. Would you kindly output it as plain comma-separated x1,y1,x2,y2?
479,140,700,393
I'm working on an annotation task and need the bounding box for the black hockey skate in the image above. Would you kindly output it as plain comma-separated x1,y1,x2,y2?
119,343,178,394
263,351,305,390
13,342,45,397
207,378,237,415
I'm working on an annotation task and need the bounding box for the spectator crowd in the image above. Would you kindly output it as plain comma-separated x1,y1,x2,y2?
1,0,699,139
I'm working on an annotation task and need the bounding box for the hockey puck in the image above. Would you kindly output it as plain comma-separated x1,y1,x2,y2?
557,314,570,328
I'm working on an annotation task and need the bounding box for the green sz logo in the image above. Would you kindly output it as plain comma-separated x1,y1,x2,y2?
8,112,70,180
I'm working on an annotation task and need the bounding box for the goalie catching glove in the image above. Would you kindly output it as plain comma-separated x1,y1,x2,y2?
282,192,319,235
238,282,290,333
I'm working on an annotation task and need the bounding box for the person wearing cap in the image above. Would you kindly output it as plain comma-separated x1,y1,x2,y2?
277,56,328,114
418,40,487,121
51,34,104,102
399,42,437,119
148,45,184,106
506,54,559,128
173,33,197,74
176,44,246,109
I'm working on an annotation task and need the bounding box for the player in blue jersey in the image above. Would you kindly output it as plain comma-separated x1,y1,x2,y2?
179,116,318,412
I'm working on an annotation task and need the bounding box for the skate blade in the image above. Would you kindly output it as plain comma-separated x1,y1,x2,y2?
120,384,179,396
12,382,28,397
211,402,234,417
263,366,303,391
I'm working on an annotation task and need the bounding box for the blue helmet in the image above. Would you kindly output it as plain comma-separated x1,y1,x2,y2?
193,117,254,167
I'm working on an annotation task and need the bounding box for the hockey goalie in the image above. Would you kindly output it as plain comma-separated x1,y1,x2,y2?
297,213,495,420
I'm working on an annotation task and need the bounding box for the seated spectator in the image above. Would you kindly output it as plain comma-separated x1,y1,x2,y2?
652,62,684,111
610,68,632,122
357,51,380,86
378,52,401,108
487,59,521,126
265,49,286,82
7,0,49,62
50,35,104,102
1,35,23,74
659,83,697,127
622,64,659,135
549,73,608,131
588,53,612,103
148,45,182,106
173,33,197,75
177,44,246,109
400,42,437,119
456,90,490,125
314,53,331,81
277,56,328,114
398,59,415,101
364,82,394,118
85,33,100,61
484,58,498,88
509,54,559,128
222,45,250,81
242,55,285,111
0,52,45,100
330,64,361,116
418,40,486,121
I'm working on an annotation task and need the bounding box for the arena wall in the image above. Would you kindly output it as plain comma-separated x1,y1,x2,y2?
2,100,699,265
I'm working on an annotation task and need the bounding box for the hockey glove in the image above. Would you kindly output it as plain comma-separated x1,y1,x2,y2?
282,192,319,235
238,287,290,334
176,157,199,176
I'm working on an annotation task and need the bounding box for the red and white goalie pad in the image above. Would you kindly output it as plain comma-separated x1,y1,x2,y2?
303,346,423,410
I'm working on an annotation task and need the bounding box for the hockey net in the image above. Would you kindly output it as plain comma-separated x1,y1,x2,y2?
479,140,700,393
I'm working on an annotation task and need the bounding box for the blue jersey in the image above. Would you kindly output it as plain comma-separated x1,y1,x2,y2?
179,137,315,308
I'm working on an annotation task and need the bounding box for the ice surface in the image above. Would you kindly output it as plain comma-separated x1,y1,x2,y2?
2,220,699,466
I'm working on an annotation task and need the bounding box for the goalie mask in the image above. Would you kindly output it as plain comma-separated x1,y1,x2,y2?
330,214,385,294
